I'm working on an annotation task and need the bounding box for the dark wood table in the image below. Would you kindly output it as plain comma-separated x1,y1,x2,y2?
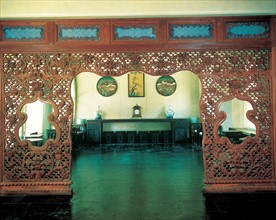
86,118,189,144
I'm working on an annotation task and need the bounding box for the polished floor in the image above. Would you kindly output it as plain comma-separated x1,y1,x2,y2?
1,144,276,219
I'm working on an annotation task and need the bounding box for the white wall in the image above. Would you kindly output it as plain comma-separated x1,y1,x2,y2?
232,98,255,129
1,0,275,18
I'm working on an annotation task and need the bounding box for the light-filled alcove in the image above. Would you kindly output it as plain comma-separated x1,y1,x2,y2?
18,100,55,146
71,70,201,132
219,98,256,131
218,98,257,144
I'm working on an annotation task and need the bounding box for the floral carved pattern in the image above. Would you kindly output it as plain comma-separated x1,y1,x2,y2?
2,49,272,187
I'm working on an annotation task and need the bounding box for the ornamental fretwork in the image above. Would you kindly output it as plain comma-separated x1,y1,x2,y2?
1,49,273,193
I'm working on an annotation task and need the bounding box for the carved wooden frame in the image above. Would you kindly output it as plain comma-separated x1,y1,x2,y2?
213,95,260,148
0,16,275,195
0,48,273,195
15,96,60,151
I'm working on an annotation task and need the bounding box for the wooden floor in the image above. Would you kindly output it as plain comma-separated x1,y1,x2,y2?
1,143,276,219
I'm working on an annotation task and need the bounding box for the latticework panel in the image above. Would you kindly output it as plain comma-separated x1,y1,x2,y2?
201,72,273,182
3,54,73,181
1,49,272,186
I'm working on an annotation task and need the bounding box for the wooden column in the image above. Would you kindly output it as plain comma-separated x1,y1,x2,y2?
271,17,276,178
0,53,3,182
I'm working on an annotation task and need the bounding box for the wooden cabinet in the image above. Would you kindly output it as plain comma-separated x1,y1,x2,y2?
86,120,101,143
86,118,189,144
172,119,189,143
190,123,202,146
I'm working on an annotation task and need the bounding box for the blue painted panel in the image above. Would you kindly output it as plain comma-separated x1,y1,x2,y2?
170,24,213,40
2,26,44,41
230,25,265,35
226,22,270,39
114,26,156,40
58,26,100,41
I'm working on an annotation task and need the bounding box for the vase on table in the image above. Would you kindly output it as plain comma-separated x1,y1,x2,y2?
94,105,104,120
165,105,175,119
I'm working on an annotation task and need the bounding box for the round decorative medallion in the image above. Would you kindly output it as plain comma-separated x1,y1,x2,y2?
156,76,177,96
97,76,117,97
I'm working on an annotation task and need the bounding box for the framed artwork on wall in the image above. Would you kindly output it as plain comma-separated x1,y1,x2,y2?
128,71,145,97
156,75,177,96
96,76,117,97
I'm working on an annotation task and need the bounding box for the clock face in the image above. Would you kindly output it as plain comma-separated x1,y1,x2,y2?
132,105,141,118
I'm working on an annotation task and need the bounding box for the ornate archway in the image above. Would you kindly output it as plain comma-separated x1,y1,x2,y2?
0,48,273,194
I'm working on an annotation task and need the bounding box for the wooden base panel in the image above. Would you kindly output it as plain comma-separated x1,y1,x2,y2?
203,183,276,194
0,181,72,196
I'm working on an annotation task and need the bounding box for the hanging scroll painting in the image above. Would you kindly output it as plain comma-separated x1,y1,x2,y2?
156,75,177,96
97,76,117,97
128,71,145,97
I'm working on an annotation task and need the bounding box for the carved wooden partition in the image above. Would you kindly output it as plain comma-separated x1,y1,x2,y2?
0,16,275,195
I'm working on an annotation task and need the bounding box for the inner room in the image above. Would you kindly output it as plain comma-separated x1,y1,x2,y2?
71,70,202,147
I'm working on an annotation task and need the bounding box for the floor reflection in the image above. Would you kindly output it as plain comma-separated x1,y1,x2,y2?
71,144,205,220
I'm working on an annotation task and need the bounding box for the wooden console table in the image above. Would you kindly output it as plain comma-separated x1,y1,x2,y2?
229,127,256,136
24,133,43,146
86,118,189,144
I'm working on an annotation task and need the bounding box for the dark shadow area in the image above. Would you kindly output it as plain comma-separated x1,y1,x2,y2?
204,192,276,220
0,195,72,219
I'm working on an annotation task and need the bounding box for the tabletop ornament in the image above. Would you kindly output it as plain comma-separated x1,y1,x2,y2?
165,105,175,119
94,105,104,120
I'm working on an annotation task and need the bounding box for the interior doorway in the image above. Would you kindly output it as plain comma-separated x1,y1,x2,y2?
69,70,205,218
70,70,202,146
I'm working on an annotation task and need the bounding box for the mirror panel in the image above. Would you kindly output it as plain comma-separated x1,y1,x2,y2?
19,100,56,147
218,98,256,144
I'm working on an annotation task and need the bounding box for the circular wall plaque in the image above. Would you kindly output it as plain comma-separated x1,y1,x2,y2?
97,76,117,97
156,75,177,96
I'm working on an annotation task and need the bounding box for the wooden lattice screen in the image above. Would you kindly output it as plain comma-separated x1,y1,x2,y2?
0,48,274,194
0,16,275,195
